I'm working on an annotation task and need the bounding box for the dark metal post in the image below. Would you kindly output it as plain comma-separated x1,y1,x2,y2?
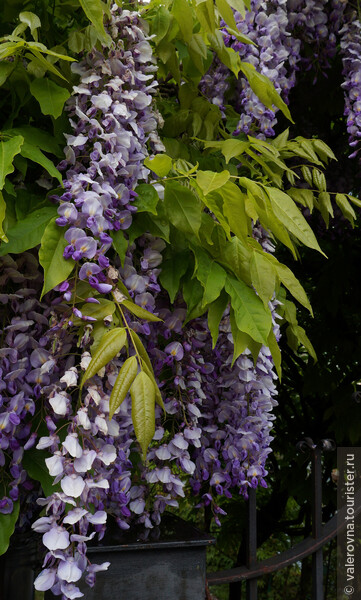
246,487,257,600
311,445,323,600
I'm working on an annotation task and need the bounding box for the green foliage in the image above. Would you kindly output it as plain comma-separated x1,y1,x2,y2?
109,356,139,419
121,298,162,322
81,327,127,389
133,183,159,215
130,371,156,460
0,501,19,556
0,205,57,256
111,230,128,266
78,0,112,46
30,78,70,119
39,218,75,297
225,275,272,345
240,62,293,123
22,448,57,497
164,180,202,236
0,135,24,189
144,154,173,177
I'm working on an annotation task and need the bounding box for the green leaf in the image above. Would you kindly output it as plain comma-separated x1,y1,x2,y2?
131,371,156,459
201,190,231,239
140,359,165,411
25,48,66,81
208,30,241,77
283,298,297,326
318,191,333,227
220,181,249,240
76,299,115,322
219,236,251,285
81,327,127,388
183,275,205,321
144,154,173,177
152,6,171,44
164,181,202,237
159,251,190,302
312,169,326,192
335,193,356,226
109,356,138,419
0,501,19,556
216,0,237,28
193,247,227,307
347,194,361,208
250,250,276,307
208,290,228,347
0,42,24,61
68,30,86,53
121,299,162,322
172,0,193,42
22,449,56,497
267,329,281,380
287,188,314,212
0,61,15,86
240,62,293,123
130,330,154,373
195,0,216,33
312,138,336,162
0,192,8,243
265,186,325,255
0,135,24,190
291,324,317,362
225,27,254,45
39,218,75,297
229,307,253,364
188,34,208,74
19,12,41,38
269,259,312,314
225,275,272,345
132,212,170,243
110,230,128,267
30,78,70,119
205,138,248,163
4,126,61,156
196,170,230,195
78,0,112,45
0,205,57,256
226,0,246,16
20,141,62,184
133,183,159,215
26,43,74,62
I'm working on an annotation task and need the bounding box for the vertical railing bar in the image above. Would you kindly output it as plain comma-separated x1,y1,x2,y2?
246,487,257,600
312,446,323,600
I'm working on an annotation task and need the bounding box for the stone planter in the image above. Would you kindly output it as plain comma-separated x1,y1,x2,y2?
0,514,213,599
42,514,214,600
0,530,42,600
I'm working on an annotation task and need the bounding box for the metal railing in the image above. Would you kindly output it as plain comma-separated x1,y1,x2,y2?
207,439,361,600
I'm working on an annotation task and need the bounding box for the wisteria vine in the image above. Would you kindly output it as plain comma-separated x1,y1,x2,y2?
0,1,360,599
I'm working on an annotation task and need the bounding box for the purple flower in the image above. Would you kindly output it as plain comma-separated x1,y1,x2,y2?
73,237,98,261
43,526,70,551
165,342,184,361
0,497,13,514
79,262,102,280
34,569,57,592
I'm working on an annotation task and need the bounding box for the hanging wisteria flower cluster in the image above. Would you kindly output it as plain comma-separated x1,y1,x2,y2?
202,0,301,137
340,13,361,161
55,6,162,301
201,0,358,146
